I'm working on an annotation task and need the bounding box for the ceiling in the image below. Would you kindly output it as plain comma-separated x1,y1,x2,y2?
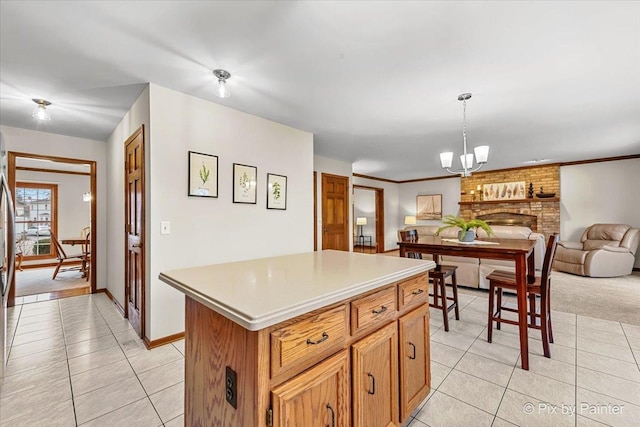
1,1,639,180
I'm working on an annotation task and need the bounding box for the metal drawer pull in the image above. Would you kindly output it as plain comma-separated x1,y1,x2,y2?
372,306,387,315
409,342,416,360
412,288,424,295
367,373,376,395
307,332,329,345
326,403,335,427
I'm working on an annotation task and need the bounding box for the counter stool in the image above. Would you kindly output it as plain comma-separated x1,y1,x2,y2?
429,265,460,332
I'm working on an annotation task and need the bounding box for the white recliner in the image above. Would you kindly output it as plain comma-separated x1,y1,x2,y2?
553,224,640,277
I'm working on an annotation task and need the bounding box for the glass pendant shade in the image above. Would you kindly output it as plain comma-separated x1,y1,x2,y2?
439,152,453,168
460,153,474,169
474,145,489,163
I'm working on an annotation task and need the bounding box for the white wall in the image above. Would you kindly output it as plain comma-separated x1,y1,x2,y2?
354,188,376,245
560,158,640,268
352,176,400,251
148,84,313,340
106,86,150,307
399,177,461,224
0,125,107,286
314,155,353,250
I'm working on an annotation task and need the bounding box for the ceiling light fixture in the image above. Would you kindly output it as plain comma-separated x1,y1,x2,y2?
213,69,231,98
439,93,489,177
32,99,52,121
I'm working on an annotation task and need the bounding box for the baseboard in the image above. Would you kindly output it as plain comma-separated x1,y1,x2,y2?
94,288,125,316
143,332,185,349
384,248,399,253
634,267,640,272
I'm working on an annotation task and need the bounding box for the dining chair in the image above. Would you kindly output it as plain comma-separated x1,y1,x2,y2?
82,232,91,281
486,233,559,358
399,229,460,331
50,231,88,280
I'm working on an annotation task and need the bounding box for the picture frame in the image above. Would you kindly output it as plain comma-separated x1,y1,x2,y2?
233,163,257,204
483,181,526,201
188,151,218,198
266,173,287,210
416,194,442,220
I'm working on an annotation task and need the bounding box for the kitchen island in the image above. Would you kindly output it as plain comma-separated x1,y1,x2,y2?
159,250,435,427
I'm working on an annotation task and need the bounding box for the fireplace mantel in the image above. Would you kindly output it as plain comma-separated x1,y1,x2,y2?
459,197,559,207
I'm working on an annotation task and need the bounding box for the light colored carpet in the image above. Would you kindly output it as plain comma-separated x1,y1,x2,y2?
381,250,640,325
15,267,89,297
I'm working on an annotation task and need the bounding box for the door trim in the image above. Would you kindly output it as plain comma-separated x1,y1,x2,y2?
7,151,97,306
353,185,385,253
123,125,146,339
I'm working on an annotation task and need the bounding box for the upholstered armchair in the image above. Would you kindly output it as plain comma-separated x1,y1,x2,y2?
553,224,640,277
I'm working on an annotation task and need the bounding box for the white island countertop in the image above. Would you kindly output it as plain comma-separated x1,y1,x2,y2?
159,250,435,331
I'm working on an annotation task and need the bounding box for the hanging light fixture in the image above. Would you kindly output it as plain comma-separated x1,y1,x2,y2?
31,99,52,121
439,93,489,177
213,69,231,98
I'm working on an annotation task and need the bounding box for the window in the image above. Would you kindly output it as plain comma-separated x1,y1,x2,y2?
15,182,58,259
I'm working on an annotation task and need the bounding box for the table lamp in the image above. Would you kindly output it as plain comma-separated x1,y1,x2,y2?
404,216,417,225
356,217,367,238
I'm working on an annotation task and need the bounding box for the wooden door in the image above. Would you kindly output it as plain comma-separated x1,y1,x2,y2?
352,322,399,427
322,174,349,251
272,350,350,427
398,305,430,422
124,126,145,338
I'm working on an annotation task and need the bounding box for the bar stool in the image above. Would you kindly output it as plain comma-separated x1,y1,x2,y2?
399,229,460,331
429,264,460,332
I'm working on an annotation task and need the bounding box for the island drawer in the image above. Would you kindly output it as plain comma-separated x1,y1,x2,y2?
270,304,348,378
350,285,397,335
398,275,429,311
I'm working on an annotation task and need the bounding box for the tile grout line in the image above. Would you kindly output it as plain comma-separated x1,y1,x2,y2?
92,295,166,426
58,298,80,427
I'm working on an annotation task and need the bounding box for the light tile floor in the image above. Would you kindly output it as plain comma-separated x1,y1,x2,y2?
2,292,639,426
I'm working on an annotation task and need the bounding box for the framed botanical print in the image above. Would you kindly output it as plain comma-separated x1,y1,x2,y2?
188,151,218,198
416,194,442,220
233,163,257,204
266,173,287,210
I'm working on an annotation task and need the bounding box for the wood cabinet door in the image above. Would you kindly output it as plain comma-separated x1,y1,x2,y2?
398,305,431,422
272,350,350,427
352,322,399,427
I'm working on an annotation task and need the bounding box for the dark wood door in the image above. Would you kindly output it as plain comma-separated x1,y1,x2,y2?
322,174,349,251
124,126,145,338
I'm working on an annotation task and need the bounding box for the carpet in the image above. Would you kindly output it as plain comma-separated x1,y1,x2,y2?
15,267,89,297
549,270,640,326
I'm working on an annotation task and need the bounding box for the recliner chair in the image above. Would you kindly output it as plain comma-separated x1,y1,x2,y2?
553,224,640,277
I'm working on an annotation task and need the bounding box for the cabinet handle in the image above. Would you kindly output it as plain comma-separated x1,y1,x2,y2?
367,373,376,395
411,288,424,296
372,306,387,315
326,403,335,427
408,342,416,360
307,332,329,345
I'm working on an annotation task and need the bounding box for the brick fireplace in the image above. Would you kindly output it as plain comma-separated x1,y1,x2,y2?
458,164,560,239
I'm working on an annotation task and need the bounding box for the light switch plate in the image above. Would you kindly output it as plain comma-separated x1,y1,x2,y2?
160,221,171,235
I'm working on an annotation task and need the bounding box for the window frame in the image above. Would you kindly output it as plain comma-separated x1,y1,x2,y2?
16,181,58,261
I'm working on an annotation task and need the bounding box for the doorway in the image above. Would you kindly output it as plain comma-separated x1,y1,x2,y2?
7,152,97,306
353,185,385,253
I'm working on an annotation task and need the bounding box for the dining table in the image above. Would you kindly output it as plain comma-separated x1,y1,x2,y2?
398,235,536,370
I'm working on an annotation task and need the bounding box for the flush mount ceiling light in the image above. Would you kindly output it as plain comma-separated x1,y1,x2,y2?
32,98,52,121
213,69,231,98
439,93,489,177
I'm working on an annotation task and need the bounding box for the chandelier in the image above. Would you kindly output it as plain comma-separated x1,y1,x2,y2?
439,93,489,177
